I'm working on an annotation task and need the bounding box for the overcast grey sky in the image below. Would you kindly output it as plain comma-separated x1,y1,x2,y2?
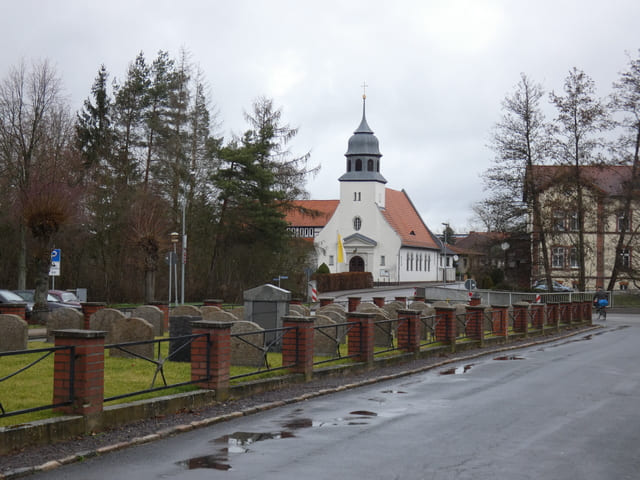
3,0,639,234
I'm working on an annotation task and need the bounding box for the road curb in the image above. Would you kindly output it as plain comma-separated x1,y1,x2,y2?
2,325,602,479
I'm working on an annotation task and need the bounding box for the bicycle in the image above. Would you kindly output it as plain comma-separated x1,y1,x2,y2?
593,300,607,321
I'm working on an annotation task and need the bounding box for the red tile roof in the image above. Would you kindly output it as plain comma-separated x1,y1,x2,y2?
286,190,440,250
530,165,633,196
380,189,440,249
284,200,339,226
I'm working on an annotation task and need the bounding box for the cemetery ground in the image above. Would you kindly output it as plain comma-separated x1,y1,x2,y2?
0,322,598,475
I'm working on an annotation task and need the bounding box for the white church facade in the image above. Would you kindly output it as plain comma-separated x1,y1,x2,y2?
286,96,450,284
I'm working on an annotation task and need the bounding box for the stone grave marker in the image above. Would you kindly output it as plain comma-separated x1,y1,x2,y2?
47,308,84,342
0,314,28,352
131,305,164,336
231,321,265,367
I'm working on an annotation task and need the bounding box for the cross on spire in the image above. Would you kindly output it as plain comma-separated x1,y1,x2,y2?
361,81,368,99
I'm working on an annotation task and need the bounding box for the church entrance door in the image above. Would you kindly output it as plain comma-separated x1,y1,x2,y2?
349,256,365,272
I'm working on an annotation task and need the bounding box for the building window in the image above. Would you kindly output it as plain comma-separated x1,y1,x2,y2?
553,211,566,231
353,216,362,231
347,159,351,172
329,255,334,266
617,211,630,232
353,192,361,201
367,159,374,171
552,247,566,268
568,211,579,231
380,255,385,266
355,159,362,171
569,247,579,268
427,254,431,271
619,248,631,268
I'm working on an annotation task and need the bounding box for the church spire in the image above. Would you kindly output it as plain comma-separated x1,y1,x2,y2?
339,90,386,184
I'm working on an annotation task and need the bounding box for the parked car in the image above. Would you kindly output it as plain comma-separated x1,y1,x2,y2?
47,289,82,306
13,290,82,317
532,280,573,292
0,289,33,317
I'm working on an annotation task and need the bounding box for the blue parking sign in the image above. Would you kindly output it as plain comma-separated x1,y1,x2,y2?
51,249,61,262
50,249,61,276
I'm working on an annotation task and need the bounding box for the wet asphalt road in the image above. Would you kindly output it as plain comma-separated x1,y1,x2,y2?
31,314,640,480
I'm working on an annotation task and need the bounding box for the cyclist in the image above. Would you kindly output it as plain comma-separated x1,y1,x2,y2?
593,287,609,320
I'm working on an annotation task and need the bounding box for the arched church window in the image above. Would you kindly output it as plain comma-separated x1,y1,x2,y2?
347,159,351,172
355,159,362,171
367,159,374,171
353,216,362,231
376,160,380,172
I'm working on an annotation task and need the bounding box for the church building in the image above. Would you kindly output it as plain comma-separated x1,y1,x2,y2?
286,95,447,284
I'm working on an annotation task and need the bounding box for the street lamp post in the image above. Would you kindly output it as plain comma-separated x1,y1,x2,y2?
442,222,449,285
180,202,187,305
170,231,180,306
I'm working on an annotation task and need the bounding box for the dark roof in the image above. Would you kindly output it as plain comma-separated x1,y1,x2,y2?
530,165,635,196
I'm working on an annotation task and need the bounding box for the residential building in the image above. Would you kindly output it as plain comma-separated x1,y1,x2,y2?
529,165,638,290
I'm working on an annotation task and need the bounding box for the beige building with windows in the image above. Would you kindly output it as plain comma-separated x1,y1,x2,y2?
529,165,638,290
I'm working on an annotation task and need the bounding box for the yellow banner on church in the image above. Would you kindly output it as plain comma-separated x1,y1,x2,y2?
337,233,345,263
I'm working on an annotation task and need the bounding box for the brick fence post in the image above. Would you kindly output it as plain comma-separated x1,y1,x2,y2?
583,299,593,325
372,297,386,308
203,299,224,308
469,294,482,306
53,329,106,416
513,302,530,336
80,302,106,329
191,320,233,401
282,316,315,381
394,296,407,307
348,297,361,312
347,312,375,365
571,300,581,323
530,303,545,330
319,297,334,307
434,305,456,350
0,303,27,322
491,305,509,337
465,305,487,346
546,303,559,331
397,309,421,353
559,302,571,325
150,301,169,331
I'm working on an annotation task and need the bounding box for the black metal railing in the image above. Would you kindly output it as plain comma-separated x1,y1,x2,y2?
312,321,358,366
419,314,442,348
373,318,399,356
230,325,297,381
103,333,208,403
0,345,74,418
456,311,471,341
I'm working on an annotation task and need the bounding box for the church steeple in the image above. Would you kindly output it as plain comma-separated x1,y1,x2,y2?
339,94,387,184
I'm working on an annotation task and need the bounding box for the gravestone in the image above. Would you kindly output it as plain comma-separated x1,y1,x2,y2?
0,314,28,352
200,306,222,319
131,305,164,336
169,315,199,362
227,306,244,321
171,305,201,317
382,301,405,319
313,314,338,356
289,304,310,316
231,321,265,367
244,284,290,346
90,308,127,344
47,308,84,342
315,308,347,344
108,317,154,359
201,309,238,322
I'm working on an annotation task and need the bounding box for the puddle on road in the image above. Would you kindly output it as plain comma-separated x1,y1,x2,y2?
494,355,525,361
177,430,296,471
381,389,407,394
440,364,474,375
177,412,375,470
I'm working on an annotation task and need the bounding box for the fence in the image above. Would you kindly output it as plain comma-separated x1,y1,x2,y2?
1,299,593,424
